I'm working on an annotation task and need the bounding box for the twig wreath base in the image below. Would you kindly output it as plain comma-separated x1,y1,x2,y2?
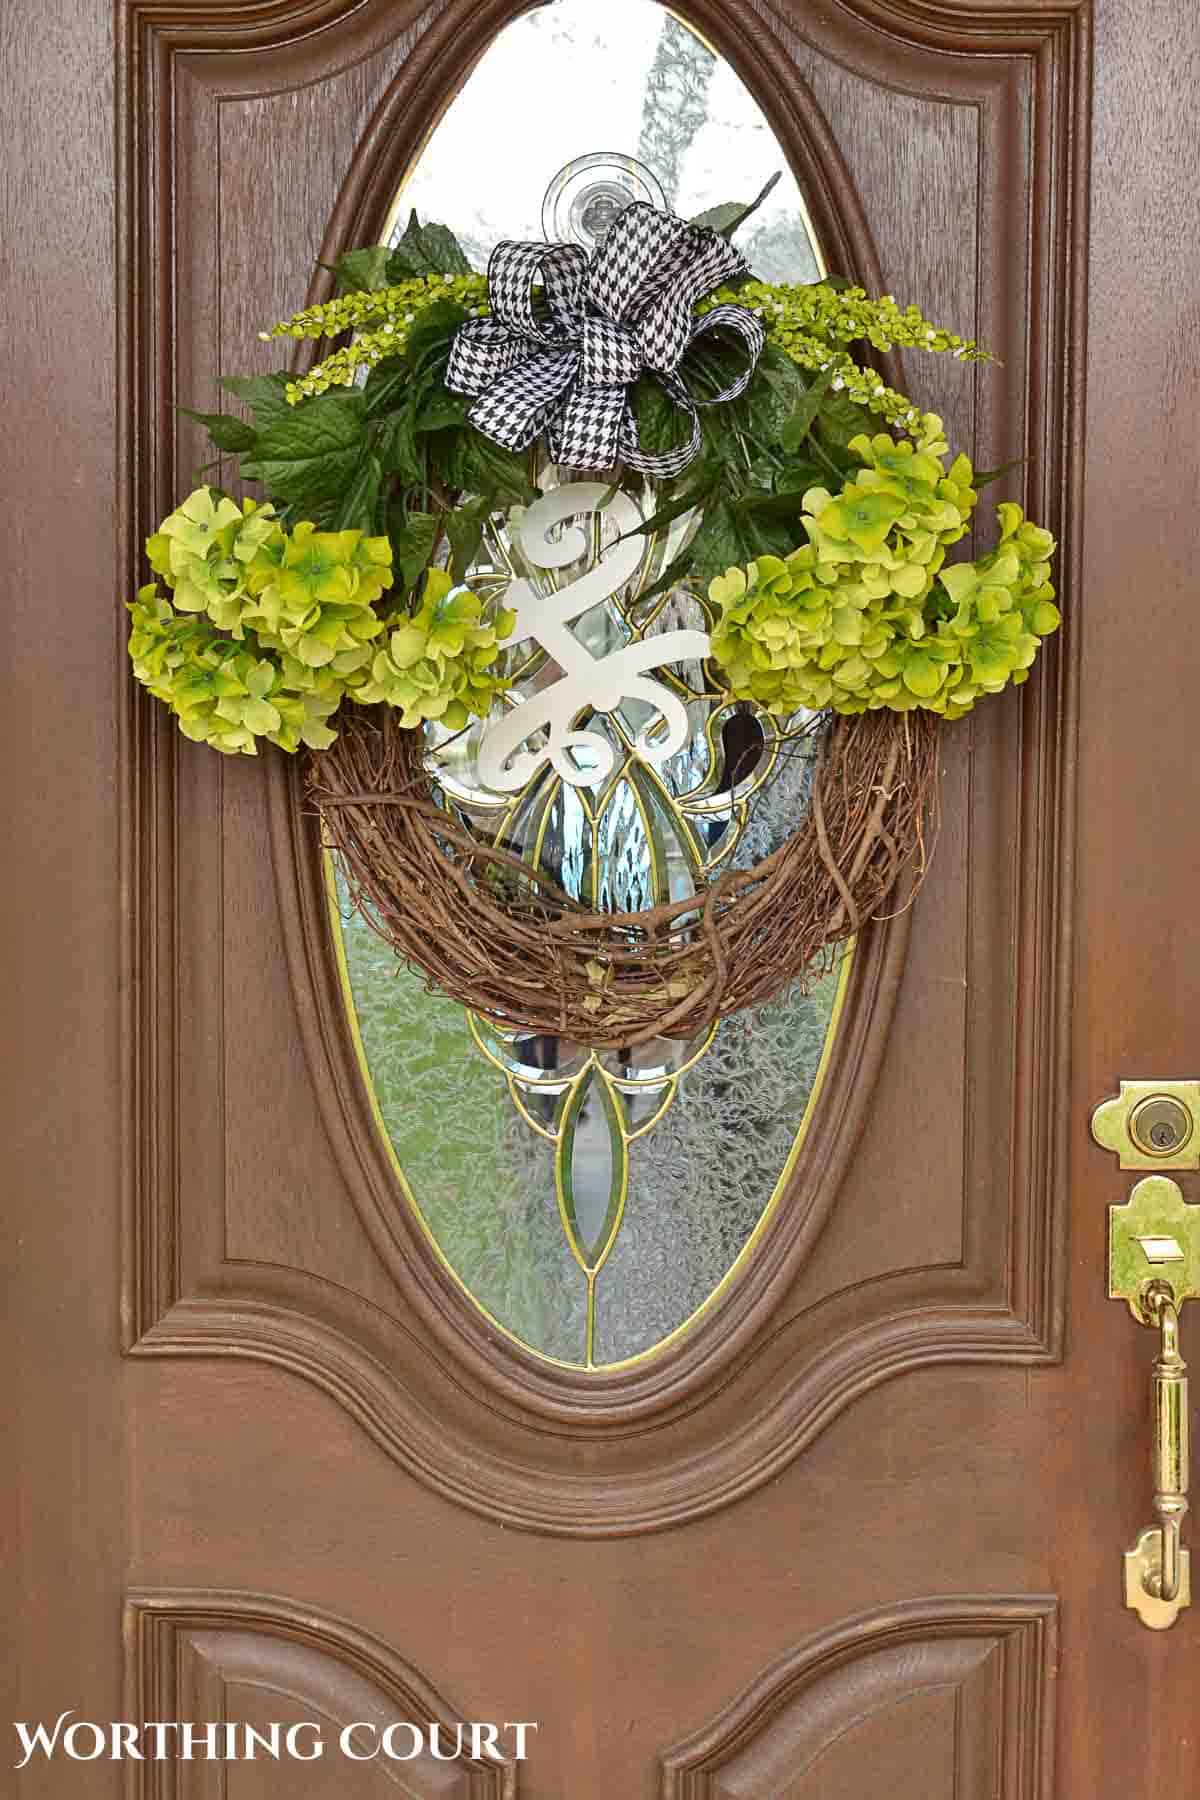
310,707,940,1051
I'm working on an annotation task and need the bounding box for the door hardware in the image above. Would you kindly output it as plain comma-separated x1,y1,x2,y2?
1108,1174,1198,1627
1092,1079,1200,1169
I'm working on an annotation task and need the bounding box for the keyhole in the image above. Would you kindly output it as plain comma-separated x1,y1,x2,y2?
1129,1094,1194,1159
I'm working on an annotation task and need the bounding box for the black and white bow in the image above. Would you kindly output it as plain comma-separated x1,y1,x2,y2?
445,202,765,479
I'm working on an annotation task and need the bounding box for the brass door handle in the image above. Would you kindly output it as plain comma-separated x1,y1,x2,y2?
1134,1281,1190,1620
1102,1170,1199,1628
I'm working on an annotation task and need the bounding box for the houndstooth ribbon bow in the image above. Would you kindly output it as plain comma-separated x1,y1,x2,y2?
445,203,765,479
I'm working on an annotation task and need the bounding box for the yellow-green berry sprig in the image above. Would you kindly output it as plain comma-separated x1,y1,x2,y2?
702,279,988,362
258,273,489,404
699,280,989,436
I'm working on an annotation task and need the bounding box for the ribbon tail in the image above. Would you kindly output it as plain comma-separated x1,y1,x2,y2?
547,384,626,471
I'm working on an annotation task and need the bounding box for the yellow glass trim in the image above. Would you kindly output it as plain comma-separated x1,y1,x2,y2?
328,845,853,1372
505,1075,559,1142
556,1071,630,1282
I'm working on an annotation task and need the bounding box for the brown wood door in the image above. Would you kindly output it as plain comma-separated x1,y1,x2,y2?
7,0,1199,1793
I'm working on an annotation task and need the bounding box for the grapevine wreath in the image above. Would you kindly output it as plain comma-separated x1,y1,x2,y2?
128,192,1058,1049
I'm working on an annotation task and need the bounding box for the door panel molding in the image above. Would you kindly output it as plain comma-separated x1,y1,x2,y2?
660,1596,1058,1797
119,0,1088,1533
125,1588,518,1796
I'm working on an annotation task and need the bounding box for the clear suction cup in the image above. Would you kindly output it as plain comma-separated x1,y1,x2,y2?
541,152,668,251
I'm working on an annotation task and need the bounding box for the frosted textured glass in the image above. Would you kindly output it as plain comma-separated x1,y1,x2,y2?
338,893,587,1362
391,0,822,287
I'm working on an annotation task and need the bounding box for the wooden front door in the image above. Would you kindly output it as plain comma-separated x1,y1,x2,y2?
8,0,1199,1793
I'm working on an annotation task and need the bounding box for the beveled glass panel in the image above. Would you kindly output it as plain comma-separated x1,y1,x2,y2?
332,0,845,1370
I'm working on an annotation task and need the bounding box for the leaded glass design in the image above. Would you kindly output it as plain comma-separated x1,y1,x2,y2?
334,864,846,1367
328,0,845,1369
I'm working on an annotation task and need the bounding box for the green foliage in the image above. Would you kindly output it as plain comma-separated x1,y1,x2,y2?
385,210,474,280
708,419,1059,719
135,214,1052,760
240,391,369,519
329,244,392,295
690,171,781,240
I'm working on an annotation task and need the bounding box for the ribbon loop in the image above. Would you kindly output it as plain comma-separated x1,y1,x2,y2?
445,202,764,479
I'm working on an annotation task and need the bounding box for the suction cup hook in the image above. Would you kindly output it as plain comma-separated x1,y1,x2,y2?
541,153,668,250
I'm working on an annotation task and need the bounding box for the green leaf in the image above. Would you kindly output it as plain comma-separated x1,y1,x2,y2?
638,547,699,607
973,455,1027,489
687,498,796,586
447,496,493,578
220,373,295,434
630,376,695,461
385,211,473,280
431,428,536,505
615,484,713,542
178,407,257,453
388,510,439,589
361,355,414,422
414,222,473,277
813,385,877,454
374,410,424,484
779,367,835,452
330,452,383,533
743,344,808,435
686,502,746,587
732,481,824,520
415,388,469,434
404,299,470,377
689,172,781,240
329,246,392,295
239,391,368,519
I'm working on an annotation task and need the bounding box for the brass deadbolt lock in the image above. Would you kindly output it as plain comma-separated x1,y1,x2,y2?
1092,1081,1200,1171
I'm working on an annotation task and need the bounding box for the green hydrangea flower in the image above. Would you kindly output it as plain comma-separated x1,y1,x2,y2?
128,488,399,755
239,521,389,670
145,487,297,640
709,423,1059,721
127,583,344,754
348,568,516,730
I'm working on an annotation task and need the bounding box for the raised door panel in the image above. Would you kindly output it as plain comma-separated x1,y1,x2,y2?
127,1592,517,1798
661,1600,1056,1798
121,0,1084,1533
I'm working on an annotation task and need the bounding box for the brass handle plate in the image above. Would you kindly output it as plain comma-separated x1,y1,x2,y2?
1106,1174,1198,1628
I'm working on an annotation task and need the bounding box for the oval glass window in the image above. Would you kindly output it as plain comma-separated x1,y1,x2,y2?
331,0,844,1370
